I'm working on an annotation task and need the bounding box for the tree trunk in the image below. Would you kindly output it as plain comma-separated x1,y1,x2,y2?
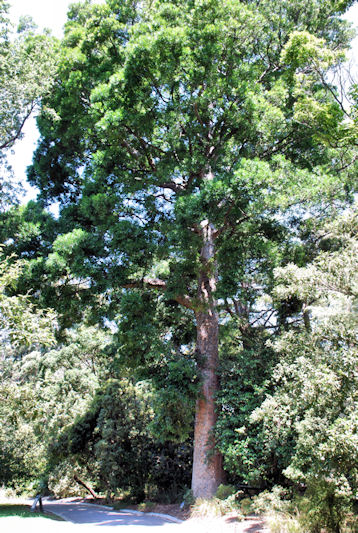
191,219,223,499
73,474,98,499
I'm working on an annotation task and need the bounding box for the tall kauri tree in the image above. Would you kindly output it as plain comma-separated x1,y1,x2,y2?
29,0,356,497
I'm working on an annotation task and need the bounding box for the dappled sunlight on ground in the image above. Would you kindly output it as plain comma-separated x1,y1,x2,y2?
0,496,269,532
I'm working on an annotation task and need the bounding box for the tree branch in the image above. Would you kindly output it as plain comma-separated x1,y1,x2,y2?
0,102,36,150
160,181,184,192
123,277,194,310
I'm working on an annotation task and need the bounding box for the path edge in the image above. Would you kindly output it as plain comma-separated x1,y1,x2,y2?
120,508,183,523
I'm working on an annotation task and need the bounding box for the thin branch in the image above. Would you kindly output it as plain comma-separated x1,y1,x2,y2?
0,102,36,150
316,67,350,118
335,153,358,173
224,298,236,319
120,139,141,160
215,213,251,239
258,63,280,83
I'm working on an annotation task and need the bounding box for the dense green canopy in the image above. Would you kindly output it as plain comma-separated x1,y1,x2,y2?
27,0,358,498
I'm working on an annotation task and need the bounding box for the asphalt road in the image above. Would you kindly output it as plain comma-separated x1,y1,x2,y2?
0,498,267,533
44,500,183,529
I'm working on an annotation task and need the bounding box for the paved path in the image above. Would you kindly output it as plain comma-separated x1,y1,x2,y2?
0,498,268,533
42,500,268,533
44,499,182,529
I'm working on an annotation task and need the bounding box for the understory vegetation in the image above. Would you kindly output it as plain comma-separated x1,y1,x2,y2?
1,0,358,531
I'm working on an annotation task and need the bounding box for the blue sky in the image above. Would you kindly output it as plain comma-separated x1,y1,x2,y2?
9,0,78,202
8,0,102,202
7,0,358,204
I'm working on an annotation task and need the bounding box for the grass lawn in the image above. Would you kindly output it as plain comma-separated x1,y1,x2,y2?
0,504,64,520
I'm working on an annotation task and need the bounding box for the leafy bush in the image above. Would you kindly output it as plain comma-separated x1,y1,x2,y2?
215,484,237,500
251,482,357,533
297,479,353,533
215,335,281,486
239,497,254,517
137,501,156,512
250,488,302,533
0,326,106,493
47,461,92,498
251,486,292,515
250,208,358,531
51,378,192,501
182,488,195,507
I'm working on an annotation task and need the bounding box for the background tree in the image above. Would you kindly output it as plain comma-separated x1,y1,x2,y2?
0,251,57,490
0,254,56,348
0,0,57,214
0,1,56,152
0,325,106,491
250,205,358,531
50,377,192,501
28,0,356,497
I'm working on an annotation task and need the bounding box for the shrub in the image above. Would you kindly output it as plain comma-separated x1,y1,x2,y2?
250,482,357,533
191,496,243,518
47,461,92,498
137,501,156,512
239,497,254,516
215,484,237,500
297,479,353,533
265,512,302,533
251,486,292,515
182,488,195,507
50,379,192,502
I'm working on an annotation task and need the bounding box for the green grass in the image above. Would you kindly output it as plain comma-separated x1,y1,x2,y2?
0,504,64,520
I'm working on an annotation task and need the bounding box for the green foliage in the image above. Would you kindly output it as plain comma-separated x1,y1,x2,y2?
52,378,192,501
182,488,195,507
215,484,237,500
239,497,254,517
0,2,57,210
47,459,97,499
93,379,154,498
216,331,280,485
111,292,198,442
251,486,292,515
0,252,56,348
0,3,57,151
137,501,156,512
248,484,357,533
0,326,107,490
0,201,58,258
250,488,303,533
251,205,358,530
0,154,22,213
298,480,353,533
